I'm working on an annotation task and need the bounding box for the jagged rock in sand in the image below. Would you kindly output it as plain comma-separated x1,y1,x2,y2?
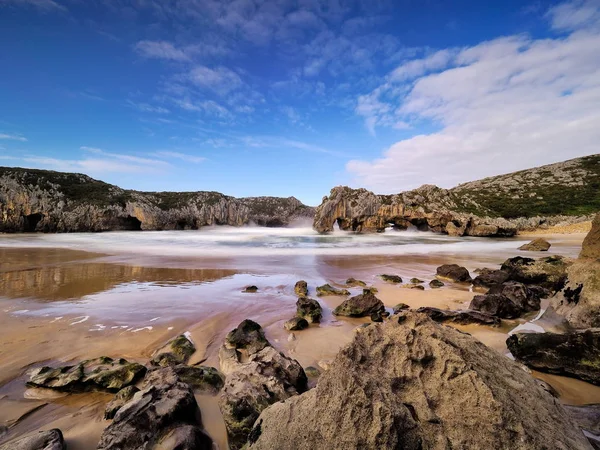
104,386,139,420
469,281,542,319
284,317,309,331
296,297,322,323
472,269,510,290
333,291,385,318
379,274,403,284
294,280,308,297
345,277,367,287
0,167,315,232
97,367,212,450
246,312,589,450
507,329,600,386
416,307,500,326
551,216,600,327
27,357,146,393
316,283,350,296
218,320,307,450
393,303,410,313
436,264,472,283
501,255,569,291
151,334,196,367
580,213,600,259
519,238,551,252
0,429,65,450
222,319,269,360
428,279,444,288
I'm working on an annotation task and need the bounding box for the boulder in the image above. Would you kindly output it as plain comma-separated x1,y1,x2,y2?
345,277,367,287
104,386,139,420
333,291,385,318
436,264,472,283
296,297,322,323
519,238,551,252
0,429,65,450
246,312,589,449
294,280,308,297
224,319,269,356
428,279,444,289
552,259,600,328
151,334,196,366
28,357,146,393
379,274,403,284
97,367,212,450
472,269,510,290
501,255,569,291
218,321,307,450
284,317,309,331
416,307,500,326
469,281,542,319
316,284,350,296
402,284,424,290
580,213,600,259
507,329,600,385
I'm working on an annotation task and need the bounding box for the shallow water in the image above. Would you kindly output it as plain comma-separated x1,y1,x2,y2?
0,228,594,449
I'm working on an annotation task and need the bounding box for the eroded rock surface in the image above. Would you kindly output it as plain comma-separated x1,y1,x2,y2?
580,213,600,259
501,255,569,291
469,281,542,319
0,429,65,450
151,334,196,367
519,238,551,251
247,312,589,449
416,307,500,326
333,291,385,317
316,284,350,297
436,264,472,283
294,280,308,297
296,297,322,323
507,329,600,385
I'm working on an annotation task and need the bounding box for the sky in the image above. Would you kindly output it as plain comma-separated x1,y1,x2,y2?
0,0,599,205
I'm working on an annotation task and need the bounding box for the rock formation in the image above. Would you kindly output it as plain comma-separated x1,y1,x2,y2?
416,307,500,326
580,213,600,259
296,297,322,323
0,167,314,232
469,281,543,319
436,264,472,283
247,312,590,449
312,155,598,235
0,429,65,450
332,291,385,317
519,238,551,251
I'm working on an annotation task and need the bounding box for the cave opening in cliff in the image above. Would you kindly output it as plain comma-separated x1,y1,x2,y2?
22,213,43,232
118,216,142,231
409,218,430,232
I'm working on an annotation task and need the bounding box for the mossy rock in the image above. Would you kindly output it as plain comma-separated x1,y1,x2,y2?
410,278,424,284
346,278,367,287
294,280,308,297
316,284,350,297
243,285,259,293
105,385,139,419
296,297,322,323
304,366,321,378
284,317,309,331
226,319,269,355
393,303,410,314
174,365,224,394
429,279,445,289
167,335,196,364
380,274,403,284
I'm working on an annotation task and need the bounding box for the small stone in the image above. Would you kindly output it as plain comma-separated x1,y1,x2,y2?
346,277,367,287
402,284,425,290
380,274,403,284
304,366,321,378
410,278,424,284
294,280,308,297
519,238,551,252
288,333,296,342
333,292,385,318
296,297,322,323
243,285,258,293
429,279,445,289
393,303,410,314
436,264,472,283
284,317,309,331
316,284,350,297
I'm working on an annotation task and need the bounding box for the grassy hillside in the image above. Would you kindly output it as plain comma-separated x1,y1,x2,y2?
450,154,600,218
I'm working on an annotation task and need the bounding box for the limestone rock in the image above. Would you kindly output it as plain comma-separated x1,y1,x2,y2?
507,329,600,385
284,317,309,331
436,264,472,283
410,278,424,284
247,312,589,449
104,386,139,420
416,307,500,326
580,213,600,259
28,357,146,393
316,284,350,297
294,280,308,297
97,367,212,450
519,238,551,252
151,334,196,367
501,255,569,291
296,297,322,323
333,291,385,317
171,365,224,394
0,429,65,450
552,259,600,328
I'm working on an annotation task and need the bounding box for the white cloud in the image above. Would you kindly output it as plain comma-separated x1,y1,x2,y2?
0,0,66,12
22,156,160,174
126,100,170,114
547,0,600,31
186,66,242,95
348,0,600,193
80,146,170,167
134,41,191,61
154,151,206,164
0,133,27,141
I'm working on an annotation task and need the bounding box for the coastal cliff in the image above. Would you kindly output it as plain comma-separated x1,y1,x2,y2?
0,167,314,232
313,154,600,236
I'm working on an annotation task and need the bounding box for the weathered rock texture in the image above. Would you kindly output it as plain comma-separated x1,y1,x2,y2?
507,330,600,385
0,429,65,450
313,155,599,235
0,167,314,232
581,213,600,259
519,238,551,251
247,312,590,450
469,281,542,319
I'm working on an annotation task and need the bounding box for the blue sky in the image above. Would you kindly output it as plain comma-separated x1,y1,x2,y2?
1,0,599,205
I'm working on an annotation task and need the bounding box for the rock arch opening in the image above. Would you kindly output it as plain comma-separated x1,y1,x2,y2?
117,216,142,231
22,213,43,232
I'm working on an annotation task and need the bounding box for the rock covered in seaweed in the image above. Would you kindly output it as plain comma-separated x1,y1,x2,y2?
295,297,322,323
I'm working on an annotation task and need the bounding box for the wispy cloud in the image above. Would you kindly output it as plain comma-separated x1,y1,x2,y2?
241,135,349,157
80,146,169,167
0,133,27,141
0,0,66,12
154,151,206,164
126,100,170,114
134,41,191,62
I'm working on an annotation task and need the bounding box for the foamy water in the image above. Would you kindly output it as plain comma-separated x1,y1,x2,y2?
0,226,540,257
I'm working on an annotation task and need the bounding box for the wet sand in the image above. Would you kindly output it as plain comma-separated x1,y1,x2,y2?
0,231,597,449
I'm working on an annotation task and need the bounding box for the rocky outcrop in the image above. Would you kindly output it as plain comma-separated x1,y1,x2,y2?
501,255,569,291
104,386,139,420
97,367,212,450
416,307,500,326
519,238,551,251
0,429,65,450
151,334,195,367
312,155,599,235
0,167,314,232
218,320,307,449
247,312,590,449
551,217,600,327
472,269,510,290
469,281,542,319
332,291,385,317
507,329,600,385
27,357,146,393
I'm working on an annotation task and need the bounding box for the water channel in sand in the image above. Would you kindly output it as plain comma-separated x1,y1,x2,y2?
0,227,597,449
